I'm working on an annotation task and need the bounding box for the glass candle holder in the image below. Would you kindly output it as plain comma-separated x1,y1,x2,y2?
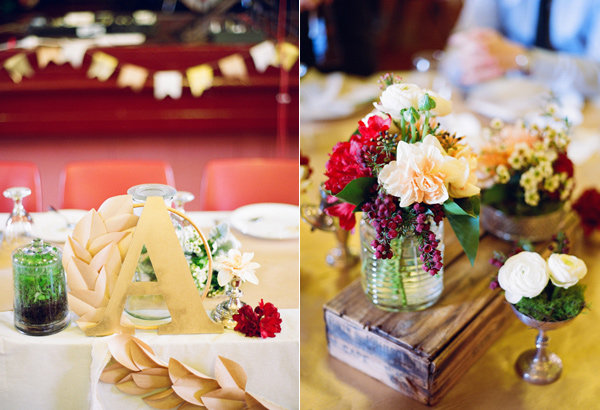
12,238,69,336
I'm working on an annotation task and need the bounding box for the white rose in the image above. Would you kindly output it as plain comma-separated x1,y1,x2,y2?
498,252,549,304
373,83,421,119
547,254,587,288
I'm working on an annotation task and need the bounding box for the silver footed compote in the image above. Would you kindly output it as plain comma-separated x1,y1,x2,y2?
300,187,358,269
511,304,576,385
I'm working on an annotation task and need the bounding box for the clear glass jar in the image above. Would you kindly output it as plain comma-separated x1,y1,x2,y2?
12,238,69,335
124,184,177,322
359,216,444,312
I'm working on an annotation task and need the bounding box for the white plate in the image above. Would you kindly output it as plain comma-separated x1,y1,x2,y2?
230,203,299,240
31,209,88,243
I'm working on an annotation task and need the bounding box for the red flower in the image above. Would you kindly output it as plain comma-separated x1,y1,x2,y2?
324,200,357,230
573,188,600,236
232,299,282,338
553,152,574,178
324,140,370,194
255,300,282,338
232,305,261,337
357,114,391,143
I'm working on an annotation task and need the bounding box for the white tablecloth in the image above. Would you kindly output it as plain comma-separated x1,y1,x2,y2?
0,310,299,409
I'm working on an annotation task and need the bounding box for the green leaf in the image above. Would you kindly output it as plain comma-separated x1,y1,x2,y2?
335,177,376,207
418,93,436,111
443,196,480,218
446,211,480,266
444,197,480,266
481,184,508,205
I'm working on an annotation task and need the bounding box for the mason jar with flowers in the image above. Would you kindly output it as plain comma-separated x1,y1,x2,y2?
478,108,575,241
323,75,480,311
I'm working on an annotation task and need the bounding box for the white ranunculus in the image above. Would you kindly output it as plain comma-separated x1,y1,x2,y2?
373,83,421,119
213,249,260,287
426,89,452,116
548,254,587,288
498,252,549,304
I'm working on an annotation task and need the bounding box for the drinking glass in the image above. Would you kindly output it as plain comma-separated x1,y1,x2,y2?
173,191,195,213
3,187,33,248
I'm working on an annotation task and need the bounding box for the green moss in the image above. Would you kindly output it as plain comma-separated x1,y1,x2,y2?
515,283,586,322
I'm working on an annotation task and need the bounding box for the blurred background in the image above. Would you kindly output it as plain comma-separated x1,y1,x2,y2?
0,0,299,211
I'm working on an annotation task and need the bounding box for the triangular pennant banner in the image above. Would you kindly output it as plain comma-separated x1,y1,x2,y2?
117,63,148,92
250,41,277,72
153,70,182,99
87,51,118,81
276,42,299,71
186,64,213,97
3,53,34,83
36,46,66,69
218,54,248,80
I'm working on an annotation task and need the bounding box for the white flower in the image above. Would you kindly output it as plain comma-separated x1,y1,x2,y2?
426,89,452,116
548,254,587,288
374,83,421,119
524,190,540,206
496,164,510,184
498,252,549,304
490,118,504,130
213,249,260,287
441,145,480,198
544,175,560,192
373,83,452,119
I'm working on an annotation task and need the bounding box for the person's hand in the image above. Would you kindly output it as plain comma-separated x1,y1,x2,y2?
448,28,527,85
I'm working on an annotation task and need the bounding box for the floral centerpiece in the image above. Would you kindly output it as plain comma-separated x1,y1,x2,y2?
491,234,587,384
478,108,575,241
137,222,241,297
491,234,586,321
323,74,480,311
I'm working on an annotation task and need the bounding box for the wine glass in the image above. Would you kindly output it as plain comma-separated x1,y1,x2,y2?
173,191,195,213
3,187,33,248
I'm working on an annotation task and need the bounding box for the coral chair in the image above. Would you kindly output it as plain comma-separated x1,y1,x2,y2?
0,161,42,212
60,160,175,210
199,158,299,211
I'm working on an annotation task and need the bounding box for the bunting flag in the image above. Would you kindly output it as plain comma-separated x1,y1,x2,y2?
3,53,34,83
61,40,91,68
186,64,213,97
154,70,182,99
117,63,148,92
218,53,248,80
2,38,299,96
36,46,66,68
276,42,299,71
87,51,118,81
250,40,277,73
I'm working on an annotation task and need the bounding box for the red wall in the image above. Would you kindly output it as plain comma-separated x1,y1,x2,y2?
0,43,299,211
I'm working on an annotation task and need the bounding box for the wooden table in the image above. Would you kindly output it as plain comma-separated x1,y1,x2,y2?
300,75,600,409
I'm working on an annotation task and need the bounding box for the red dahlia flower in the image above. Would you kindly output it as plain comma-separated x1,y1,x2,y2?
553,152,574,178
232,299,282,339
324,200,357,230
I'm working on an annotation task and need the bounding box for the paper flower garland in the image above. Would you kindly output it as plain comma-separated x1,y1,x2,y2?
100,334,280,409
63,195,138,330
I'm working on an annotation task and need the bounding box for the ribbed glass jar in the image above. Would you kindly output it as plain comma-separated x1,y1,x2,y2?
359,216,444,311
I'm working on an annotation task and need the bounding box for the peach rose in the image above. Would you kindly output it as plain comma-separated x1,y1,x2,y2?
378,135,449,207
442,144,480,198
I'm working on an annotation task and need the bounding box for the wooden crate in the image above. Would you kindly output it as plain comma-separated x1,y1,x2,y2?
324,215,579,405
